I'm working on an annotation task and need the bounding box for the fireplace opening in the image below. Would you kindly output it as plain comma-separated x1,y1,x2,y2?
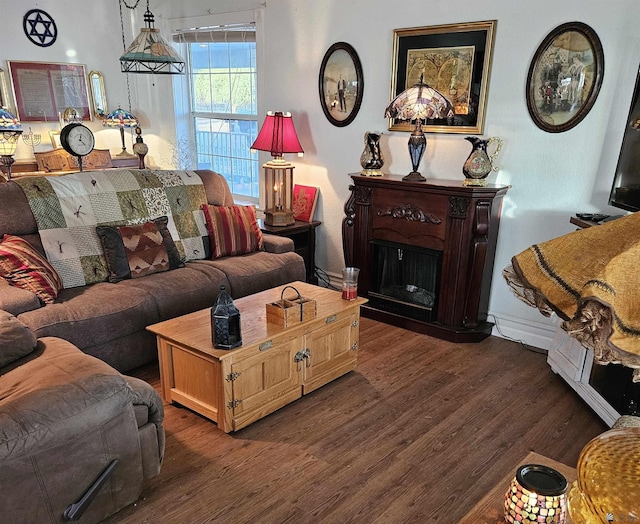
369,239,442,322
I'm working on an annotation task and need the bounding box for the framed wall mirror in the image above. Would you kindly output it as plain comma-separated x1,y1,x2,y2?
88,70,108,119
0,68,14,113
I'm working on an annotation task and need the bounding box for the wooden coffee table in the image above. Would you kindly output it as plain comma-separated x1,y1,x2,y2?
459,452,577,523
147,282,367,432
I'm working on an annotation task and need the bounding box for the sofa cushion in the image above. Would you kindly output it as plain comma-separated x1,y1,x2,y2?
0,311,37,368
193,250,306,298
96,216,183,283
0,278,41,316
201,204,263,259
16,282,160,351
121,264,229,320
0,234,63,304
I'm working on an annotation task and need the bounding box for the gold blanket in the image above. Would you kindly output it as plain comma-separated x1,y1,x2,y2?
503,212,640,380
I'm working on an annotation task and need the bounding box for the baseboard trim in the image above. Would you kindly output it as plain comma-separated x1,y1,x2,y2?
488,312,558,350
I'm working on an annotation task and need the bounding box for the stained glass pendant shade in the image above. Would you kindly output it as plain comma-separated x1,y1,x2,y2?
385,75,454,181
120,1,185,75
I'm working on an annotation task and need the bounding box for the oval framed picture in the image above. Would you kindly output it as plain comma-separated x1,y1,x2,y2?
526,22,604,133
318,42,363,127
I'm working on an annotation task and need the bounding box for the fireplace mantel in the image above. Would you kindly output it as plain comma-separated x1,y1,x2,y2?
343,174,509,342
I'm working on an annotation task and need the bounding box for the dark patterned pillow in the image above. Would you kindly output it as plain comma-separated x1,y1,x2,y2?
201,204,264,259
0,234,63,303
96,216,183,283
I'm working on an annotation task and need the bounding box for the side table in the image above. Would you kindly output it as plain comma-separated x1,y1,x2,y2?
459,451,577,523
259,219,321,284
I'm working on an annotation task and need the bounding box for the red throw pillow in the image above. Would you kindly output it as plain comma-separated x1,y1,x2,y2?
0,234,63,303
201,204,264,259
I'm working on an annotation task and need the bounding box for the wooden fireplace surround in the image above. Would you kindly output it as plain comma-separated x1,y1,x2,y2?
343,174,509,342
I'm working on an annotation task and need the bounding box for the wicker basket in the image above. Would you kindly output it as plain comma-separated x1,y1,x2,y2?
568,426,640,523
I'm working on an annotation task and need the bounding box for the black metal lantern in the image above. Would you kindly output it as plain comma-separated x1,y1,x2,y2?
211,285,242,349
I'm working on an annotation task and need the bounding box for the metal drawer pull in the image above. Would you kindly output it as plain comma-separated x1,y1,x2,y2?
326,314,336,324
259,340,273,351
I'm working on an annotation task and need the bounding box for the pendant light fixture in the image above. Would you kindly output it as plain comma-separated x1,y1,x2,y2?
119,0,185,75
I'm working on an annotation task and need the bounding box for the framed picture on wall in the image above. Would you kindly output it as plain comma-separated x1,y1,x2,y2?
318,42,364,127
388,20,497,134
7,61,91,122
526,22,604,133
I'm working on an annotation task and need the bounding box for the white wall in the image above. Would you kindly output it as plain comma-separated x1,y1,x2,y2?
2,0,639,348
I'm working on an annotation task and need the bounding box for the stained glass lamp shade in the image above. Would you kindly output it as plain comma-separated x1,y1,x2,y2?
103,107,139,156
250,111,304,226
120,2,185,75
0,108,23,180
384,75,454,181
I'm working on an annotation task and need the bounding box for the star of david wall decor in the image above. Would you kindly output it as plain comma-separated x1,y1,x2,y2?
23,9,57,47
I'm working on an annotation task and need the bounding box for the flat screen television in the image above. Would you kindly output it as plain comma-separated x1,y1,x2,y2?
609,66,640,213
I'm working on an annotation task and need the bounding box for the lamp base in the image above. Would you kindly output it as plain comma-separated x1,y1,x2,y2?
116,149,137,158
0,154,15,181
264,208,295,227
402,171,426,182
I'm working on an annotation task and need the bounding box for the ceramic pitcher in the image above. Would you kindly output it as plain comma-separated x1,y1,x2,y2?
360,131,384,176
462,136,503,186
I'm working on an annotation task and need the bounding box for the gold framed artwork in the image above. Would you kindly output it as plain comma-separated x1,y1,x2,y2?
388,20,497,134
7,61,91,123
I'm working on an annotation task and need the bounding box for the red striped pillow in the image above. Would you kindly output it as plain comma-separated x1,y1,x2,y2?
201,204,264,259
0,234,63,303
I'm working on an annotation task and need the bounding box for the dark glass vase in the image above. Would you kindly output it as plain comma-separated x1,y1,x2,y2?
211,285,242,349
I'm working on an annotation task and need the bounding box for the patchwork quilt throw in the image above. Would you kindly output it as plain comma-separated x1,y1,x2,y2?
503,212,640,380
15,169,209,288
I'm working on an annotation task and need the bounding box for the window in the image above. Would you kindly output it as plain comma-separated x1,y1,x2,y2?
171,12,262,201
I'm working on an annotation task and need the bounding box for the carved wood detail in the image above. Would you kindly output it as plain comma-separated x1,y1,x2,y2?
377,204,442,224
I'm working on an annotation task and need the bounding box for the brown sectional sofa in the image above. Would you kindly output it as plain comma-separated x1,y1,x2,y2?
0,169,306,372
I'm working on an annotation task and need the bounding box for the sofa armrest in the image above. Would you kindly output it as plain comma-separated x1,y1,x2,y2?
0,337,135,462
262,233,295,254
124,376,164,433
123,376,165,471
0,279,41,316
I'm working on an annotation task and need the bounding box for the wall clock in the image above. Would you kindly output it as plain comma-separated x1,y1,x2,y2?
60,123,95,172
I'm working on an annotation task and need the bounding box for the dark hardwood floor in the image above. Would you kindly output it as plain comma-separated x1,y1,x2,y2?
108,317,606,523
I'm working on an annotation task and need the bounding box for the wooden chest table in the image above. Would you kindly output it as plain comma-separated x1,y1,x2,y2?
147,282,367,432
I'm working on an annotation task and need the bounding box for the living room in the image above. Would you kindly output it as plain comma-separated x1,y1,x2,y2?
1,0,639,521
2,0,639,349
